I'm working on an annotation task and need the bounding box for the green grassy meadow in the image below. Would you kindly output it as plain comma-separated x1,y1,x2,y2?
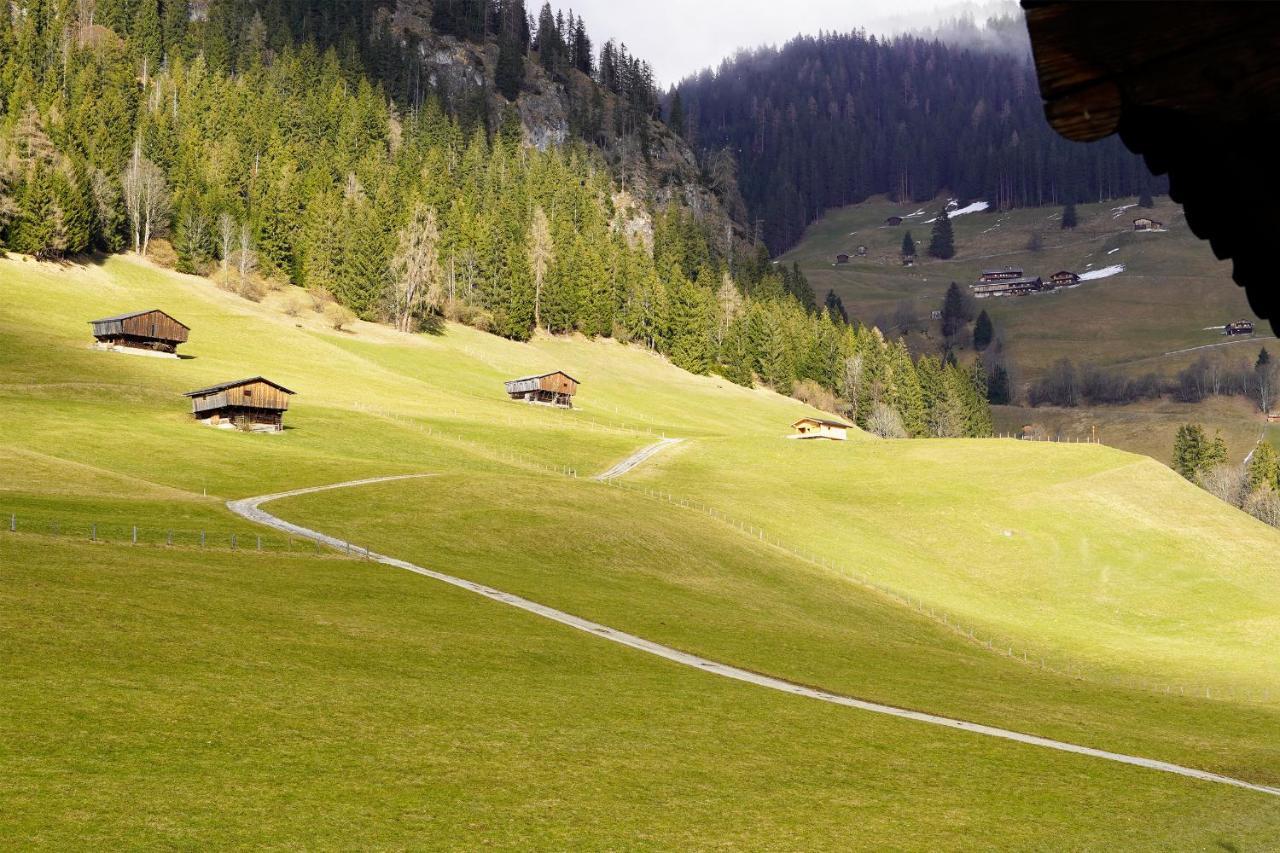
3,254,1280,847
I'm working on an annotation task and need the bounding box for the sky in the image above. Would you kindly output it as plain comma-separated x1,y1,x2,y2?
550,0,983,87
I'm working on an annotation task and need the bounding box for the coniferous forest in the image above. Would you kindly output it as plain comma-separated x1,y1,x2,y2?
0,0,993,437
674,30,1164,251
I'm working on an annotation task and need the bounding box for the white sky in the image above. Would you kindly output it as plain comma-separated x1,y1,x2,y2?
550,0,962,87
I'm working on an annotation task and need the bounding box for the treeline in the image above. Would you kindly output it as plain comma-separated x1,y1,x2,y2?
673,30,1160,251
0,0,994,436
1028,350,1278,414
1173,425,1280,528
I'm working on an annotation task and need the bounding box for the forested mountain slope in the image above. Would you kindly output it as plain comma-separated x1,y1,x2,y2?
674,30,1160,252
0,0,995,436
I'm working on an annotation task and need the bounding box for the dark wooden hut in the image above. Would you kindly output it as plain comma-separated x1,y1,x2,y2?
1050,270,1081,286
979,267,1024,283
504,371,579,408
1225,320,1255,336
885,216,904,226
835,253,850,264
183,377,295,432
90,310,189,354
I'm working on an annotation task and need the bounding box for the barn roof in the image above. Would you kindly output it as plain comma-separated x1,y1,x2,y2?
793,417,853,429
89,309,190,329
183,377,296,397
505,370,580,384
981,268,1023,275
1051,270,1078,276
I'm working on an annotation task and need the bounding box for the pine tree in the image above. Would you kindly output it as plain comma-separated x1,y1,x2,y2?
667,90,685,137
1138,186,1154,208
973,309,993,351
901,231,915,257
1247,440,1279,493
941,281,971,340
1258,347,1271,369
132,0,164,72
1061,201,1077,229
1205,431,1229,470
1172,423,1209,481
927,206,954,259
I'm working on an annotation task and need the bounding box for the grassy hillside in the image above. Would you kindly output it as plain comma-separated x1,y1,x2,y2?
783,196,1274,463
782,195,1265,378
3,255,1279,846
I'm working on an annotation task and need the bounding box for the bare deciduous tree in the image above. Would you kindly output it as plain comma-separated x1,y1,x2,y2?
217,212,237,280
1201,464,1246,508
715,274,742,347
867,402,908,438
236,222,257,285
389,203,444,332
122,141,171,257
527,206,554,330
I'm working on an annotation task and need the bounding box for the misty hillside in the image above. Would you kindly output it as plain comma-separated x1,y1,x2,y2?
673,30,1161,251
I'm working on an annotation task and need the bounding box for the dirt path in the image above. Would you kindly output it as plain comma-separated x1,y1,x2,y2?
594,438,683,480
228,475,1280,800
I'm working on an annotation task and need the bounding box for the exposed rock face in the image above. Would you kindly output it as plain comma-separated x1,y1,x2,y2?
384,0,748,245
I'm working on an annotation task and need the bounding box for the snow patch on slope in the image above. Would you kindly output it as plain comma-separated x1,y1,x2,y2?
924,201,989,223
1078,264,1125,281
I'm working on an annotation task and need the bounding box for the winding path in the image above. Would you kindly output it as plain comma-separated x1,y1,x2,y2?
228,475,1280,800
594,438,683,480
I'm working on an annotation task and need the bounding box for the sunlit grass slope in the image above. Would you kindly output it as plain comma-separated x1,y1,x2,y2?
2,254,1280,846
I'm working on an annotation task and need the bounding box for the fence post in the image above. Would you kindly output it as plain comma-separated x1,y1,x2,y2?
167,530,173,546
200,530,206,548
91,523,96,542
9,514,14,532
256,535,262,552
231,534,237,550
131,526,138,545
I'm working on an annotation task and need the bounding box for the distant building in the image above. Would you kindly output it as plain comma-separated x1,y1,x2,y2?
1133,217,1164,231
184,377,295,432
504,371,579,408
791,417,852,441
835,253,850,264
979,267,1024,283
930,309,943,320
1049,270,1080,287
1225,319,1255,336
902,256,915,267
90,309,189,356
885,216,904,226
855,245,868,257
971,276,1044,299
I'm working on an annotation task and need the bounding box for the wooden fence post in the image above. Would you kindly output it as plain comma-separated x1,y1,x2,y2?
91,523,96,542
131,526,138,545
200,530,206,548
9,514,14,532
231,534,237,550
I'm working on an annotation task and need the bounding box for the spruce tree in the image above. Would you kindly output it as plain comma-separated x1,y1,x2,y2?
901,231,915,257
972,309,993,351
941,281,970,340
1258,347,1271,369
927,206,954,259
1247,440,1279,493
1061,201,1077,229
1172,424,1209,481
667,90,686,138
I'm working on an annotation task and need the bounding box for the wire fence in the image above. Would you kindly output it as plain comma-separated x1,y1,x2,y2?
2,511,340,556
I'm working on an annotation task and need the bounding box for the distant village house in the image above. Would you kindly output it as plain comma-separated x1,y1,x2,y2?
791,417,853,441
979,267,1024,283
184,377,295,433
1225,319,1255,336
1133,217,1164,231
835,253,850,264
90,310,189,356
885,216,904,226
971,276,1044,299
856,245,868,257
1050,270,1080,286
504,371,579,409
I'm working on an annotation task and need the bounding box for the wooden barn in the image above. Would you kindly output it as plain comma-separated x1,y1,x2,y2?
1225,319,1255,336
90,309,189,355
504,371,579,408
184,377,295,432
885,216,904,226
1133,217,1164,231
835,253,850,264
1050,270,1081,286
979,267,1024,283
791,417,853,441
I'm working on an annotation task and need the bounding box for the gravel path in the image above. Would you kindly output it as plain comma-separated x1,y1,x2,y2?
228,476,1280,800
594,438,683,480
